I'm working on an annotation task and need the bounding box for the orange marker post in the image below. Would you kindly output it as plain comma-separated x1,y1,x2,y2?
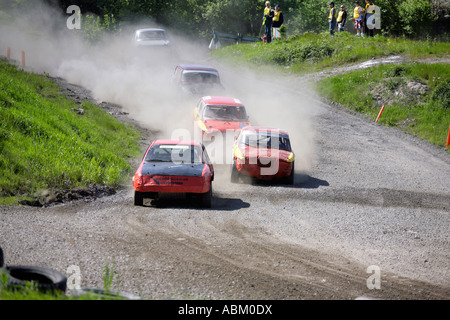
375,105,385,123
446,124,450,148
21,50,25,67
7,47,10,60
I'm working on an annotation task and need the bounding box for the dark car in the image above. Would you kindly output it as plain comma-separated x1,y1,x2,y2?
132,139,214,207
172,64,223,95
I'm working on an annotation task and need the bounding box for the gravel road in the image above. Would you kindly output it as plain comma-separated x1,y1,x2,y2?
1,50,449,300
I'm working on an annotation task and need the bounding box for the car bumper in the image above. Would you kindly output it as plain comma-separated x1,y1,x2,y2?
236,158,292,179
133,175,211,194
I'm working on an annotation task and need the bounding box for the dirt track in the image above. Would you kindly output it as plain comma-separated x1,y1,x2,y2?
1,53,449,300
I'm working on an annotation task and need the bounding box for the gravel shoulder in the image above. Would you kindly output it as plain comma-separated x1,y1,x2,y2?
1,57,449,300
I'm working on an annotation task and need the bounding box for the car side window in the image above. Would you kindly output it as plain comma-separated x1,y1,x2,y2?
196,101,203,117
199,102,206,119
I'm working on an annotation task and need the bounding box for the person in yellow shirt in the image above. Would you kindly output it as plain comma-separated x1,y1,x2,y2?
363,0,375,37
337,4,348,32
353,1,364,37
272,4,284,38
262,1,275,43
328,2,337,35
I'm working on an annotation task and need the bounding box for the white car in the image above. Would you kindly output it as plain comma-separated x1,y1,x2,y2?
134,28,170,47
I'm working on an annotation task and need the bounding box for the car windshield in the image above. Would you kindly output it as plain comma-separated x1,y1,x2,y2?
182,71,220,84
145,144,203,164
203,105,247,121
239,132,291,151
138,30,166,41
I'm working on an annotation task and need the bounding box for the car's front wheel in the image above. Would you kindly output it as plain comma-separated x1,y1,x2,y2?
284,162,295,185
231,162,240,183
134,191,144,206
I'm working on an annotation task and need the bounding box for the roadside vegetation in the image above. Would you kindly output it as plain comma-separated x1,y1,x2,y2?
211,32,450,150
0,60,141,205
0,262,132,300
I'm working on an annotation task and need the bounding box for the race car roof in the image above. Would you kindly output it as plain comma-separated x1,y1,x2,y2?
151,139,202,147
240,126,290,137
201,96,244,106
177,64,218,72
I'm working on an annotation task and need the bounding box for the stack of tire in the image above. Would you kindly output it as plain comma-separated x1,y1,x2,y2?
0,246,67,294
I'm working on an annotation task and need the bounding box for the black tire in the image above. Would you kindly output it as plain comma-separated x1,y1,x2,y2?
201,183,212,208
230,162,240,183
3,265,67,293
134,191,144,206
284,162,295,185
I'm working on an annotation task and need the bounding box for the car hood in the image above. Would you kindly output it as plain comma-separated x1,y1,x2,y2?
142,162,205,177
240,146,292,161
204,119,249,132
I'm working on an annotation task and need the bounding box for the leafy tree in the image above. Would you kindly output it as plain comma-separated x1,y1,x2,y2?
398,0,437,38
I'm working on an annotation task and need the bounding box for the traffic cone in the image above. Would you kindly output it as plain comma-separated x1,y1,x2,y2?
21,50,25,67
375,105,385,123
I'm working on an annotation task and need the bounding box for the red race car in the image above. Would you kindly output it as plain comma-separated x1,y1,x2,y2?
132,139,214,207
231,126,295,184
194,96,250,143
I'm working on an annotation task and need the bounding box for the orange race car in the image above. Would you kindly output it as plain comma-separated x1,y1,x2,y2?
194,96,250,143
231,126,295,184
132,139,214,207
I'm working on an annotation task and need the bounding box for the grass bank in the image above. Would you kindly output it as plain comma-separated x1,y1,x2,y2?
0,60,141,205
316,63,450,148
212,32,450,74
212,32,450,150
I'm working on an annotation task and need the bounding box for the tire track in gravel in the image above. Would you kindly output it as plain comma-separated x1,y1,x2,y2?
123,210,450,299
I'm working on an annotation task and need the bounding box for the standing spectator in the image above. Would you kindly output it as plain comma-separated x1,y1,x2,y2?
263,1,274,43
337,4,348,32
328,2,337,35
363,0,375,37
272,4,284,39
353,1,364,37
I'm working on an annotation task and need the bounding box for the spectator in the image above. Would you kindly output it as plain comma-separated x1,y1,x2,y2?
353,1,364,37
363,0,375,37
337,4,348,32
272,4,284,39
328,2,337,35
263,1,275,43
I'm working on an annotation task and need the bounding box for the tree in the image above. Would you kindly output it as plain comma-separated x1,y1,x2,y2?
399,0,437,38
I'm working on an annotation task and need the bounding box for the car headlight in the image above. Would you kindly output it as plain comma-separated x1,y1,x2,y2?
234,146,245,160
286,152,295,163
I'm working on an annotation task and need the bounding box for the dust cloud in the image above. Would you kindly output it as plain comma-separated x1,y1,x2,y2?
0,1,319,173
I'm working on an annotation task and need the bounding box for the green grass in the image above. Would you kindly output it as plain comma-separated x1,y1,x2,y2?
212,32,450,74
0,61,142,205
212,32,450,150
316,63,450,148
